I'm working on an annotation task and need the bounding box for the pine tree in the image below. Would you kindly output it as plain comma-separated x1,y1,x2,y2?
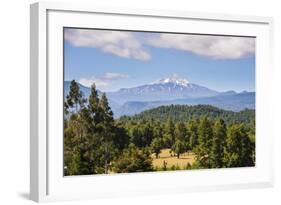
223,124,254,167
113,121,130,151
151,137,163,158
141,122,154,147
88,83,100,125
66,80,84,113
240,131,255,166
175,122,189,151
188,119,199,150
112,144,153,173
152,121,164,140
195,117,213,168
165,118,175,147
76,84,102,174
130,125,143,148
171,139,185,158
99,93,116,174
211,119,227,168
99,93,114,123
64,116,87,175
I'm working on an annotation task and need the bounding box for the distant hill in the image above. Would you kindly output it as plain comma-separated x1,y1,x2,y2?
115,92,255,117
119,104,255,125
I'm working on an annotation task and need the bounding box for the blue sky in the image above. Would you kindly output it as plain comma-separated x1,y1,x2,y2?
64,28,255,92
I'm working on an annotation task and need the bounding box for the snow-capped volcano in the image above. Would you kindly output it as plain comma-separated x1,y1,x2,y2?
152,75,190,87
64,81,255,118
107,75,219,104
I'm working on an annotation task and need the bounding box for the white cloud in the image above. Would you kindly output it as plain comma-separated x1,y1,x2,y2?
64,29,150,61
146,34,255,59
65,28,255,60
103,72,128,79
79,72,128,88
79,77,109,88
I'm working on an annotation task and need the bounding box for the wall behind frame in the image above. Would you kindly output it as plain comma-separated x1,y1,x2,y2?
0,0,280,205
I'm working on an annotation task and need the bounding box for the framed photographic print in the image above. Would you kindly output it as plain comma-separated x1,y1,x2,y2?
30,2,274,202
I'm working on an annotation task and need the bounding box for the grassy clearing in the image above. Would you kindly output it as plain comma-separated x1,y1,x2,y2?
152,149,196,170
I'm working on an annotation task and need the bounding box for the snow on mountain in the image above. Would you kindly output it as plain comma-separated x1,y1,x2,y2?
151,75,190,87
107,75,219,104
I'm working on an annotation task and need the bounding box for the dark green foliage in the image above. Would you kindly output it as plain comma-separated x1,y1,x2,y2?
98,93,115,174
175,122,188,142
66,80,86,113
88,84,100,125
119,104,255,125
171,140,186,158
128,122,154,148
210,119,227,168
165,118,176,146
223,124,255,167
150,137,163,158
64,81,117,175
194,117,213,168
188,119,199,150
129,126,144,148
175,122,189,150
64,115,100,175
112,144,153,173
113,122,130,151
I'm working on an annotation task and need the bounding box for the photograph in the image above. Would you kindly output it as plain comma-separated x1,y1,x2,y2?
63,28,256,176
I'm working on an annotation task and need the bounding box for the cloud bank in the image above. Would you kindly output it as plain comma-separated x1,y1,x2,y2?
64,29,150,61
79,72,128,88
146,34,255,59
65,28,255,60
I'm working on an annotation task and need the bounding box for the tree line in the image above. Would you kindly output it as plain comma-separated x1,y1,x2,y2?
119,104,255,125
64,80,255,175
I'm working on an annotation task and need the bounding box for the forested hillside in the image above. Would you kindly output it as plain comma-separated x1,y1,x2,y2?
119,104,255,125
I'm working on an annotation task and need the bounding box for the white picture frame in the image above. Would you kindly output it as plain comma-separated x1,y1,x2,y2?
30,2,274,202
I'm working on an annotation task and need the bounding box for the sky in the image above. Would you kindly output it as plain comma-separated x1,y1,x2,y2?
64,28,255,92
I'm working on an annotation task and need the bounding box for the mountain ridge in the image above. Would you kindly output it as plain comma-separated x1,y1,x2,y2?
106,76,219,104
114,91,255,117
64,77,255,118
